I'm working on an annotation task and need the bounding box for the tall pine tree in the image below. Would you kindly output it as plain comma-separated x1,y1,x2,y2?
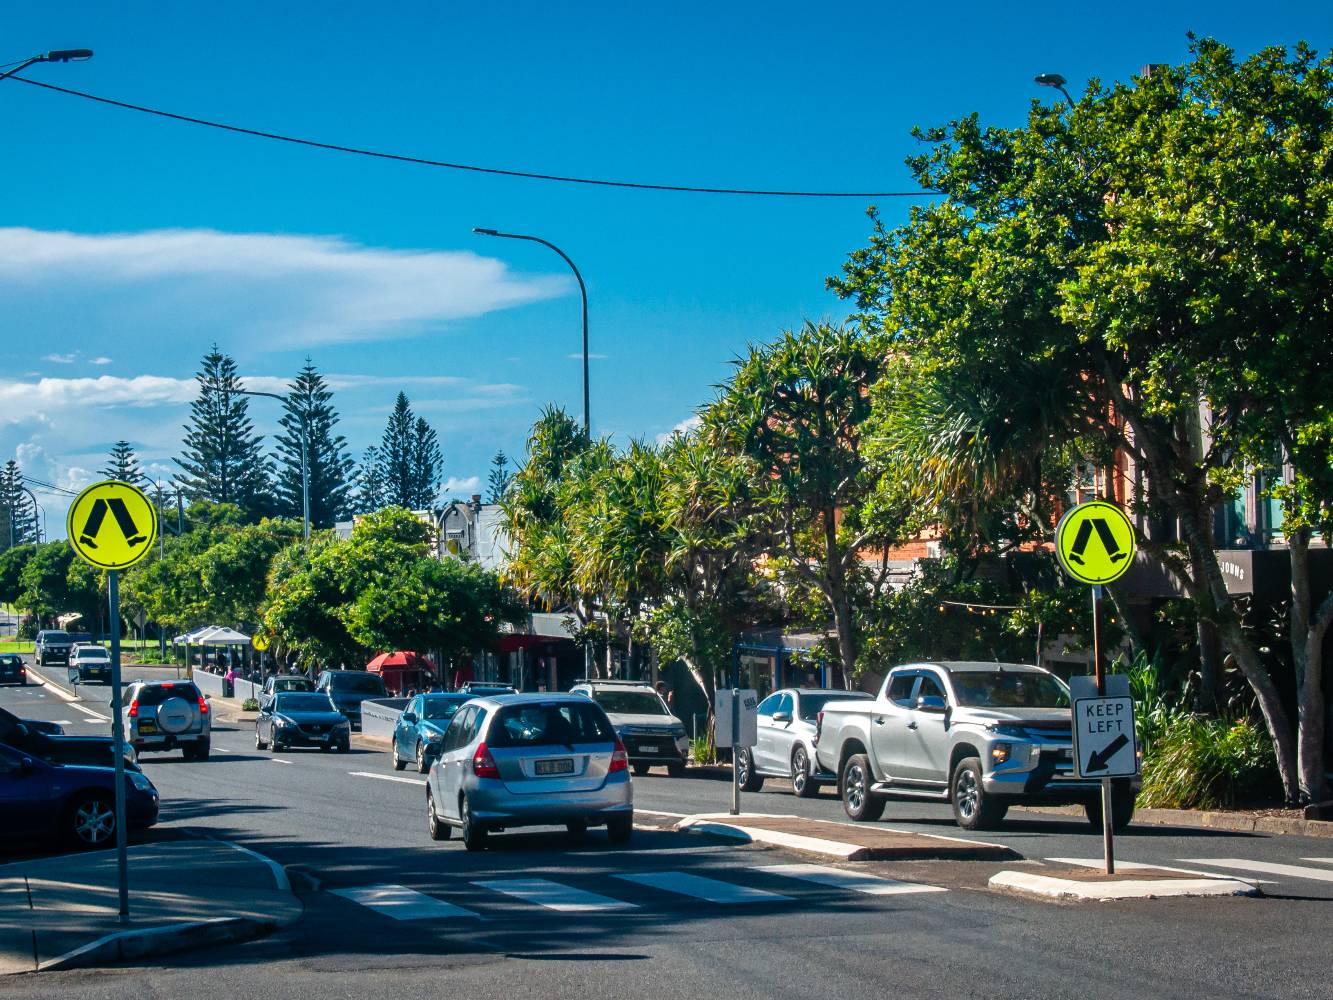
275,362,355,528
103,440,145,484
0,459,38,547
355,446,386,514
378,393,442,509
174,347,273,520
486,449,511,503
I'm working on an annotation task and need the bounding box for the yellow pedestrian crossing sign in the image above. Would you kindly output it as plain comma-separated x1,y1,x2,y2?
1056,500,1136,585
66,480,159,571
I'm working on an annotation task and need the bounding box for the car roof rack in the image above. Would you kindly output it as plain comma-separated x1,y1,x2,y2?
570,678,653,687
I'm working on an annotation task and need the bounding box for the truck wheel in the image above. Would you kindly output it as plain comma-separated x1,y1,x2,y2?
735,747,764,792
791,746,820,798
951,757,1007,830
1084,781,1136,832
840,753,885,822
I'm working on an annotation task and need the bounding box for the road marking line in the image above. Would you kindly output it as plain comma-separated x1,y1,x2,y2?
473,878,637,913
70,702,111,722
331,884,479,920
1048,857,1273,883
1301,858,1333,865
268,758,293,764
1181,858,1333,883
204,837,291,892
349,771,424,785
754,863,947,895
614,871,793,904
48,720,75,726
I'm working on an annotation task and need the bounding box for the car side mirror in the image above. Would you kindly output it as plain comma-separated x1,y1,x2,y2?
20,756,34,773
772,711,793,723
402,712,417,724
15,723,29,738
916,694,947,713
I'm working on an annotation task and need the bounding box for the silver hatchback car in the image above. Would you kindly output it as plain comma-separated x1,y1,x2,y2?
425,693,633,851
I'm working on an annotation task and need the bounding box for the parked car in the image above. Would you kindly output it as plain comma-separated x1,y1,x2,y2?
255,692,350,753
69,644,112,684
123,680,212,761
0,705,136,769
814,661,1137,831
0,742,158,848
457,682,517,696
260,673,316,707
34,629,73,665
425,693,633,851
394,692,472,773
569,678,688,776
0,653,26,686
315,670,387,731
734,688,875,798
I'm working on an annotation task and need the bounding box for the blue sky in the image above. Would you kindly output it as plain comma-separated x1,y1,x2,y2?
1,2,1327,536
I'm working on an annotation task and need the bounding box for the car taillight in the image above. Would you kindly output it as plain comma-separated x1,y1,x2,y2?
609,738,628,774
198,696,209,715
472,743,499,778
813,710,823,747
128,700,139,718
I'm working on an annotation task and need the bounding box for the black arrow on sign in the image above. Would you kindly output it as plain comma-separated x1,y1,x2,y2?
1085,733,1129,773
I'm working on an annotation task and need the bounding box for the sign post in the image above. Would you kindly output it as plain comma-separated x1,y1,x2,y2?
1055,499,1138,875
66,480,158,920
714,688,758,817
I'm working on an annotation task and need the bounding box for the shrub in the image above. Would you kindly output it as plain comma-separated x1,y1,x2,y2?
241,697,259,712
1138,713,1279,810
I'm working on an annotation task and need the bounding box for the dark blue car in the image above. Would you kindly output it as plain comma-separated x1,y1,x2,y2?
393,693,472,773
0,742,159,849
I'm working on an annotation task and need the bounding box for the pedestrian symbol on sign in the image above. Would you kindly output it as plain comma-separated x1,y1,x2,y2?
66,480,159,572
78,496,148,550
1055,500,1137,586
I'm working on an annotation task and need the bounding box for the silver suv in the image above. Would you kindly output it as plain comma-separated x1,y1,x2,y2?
569,679,688,776
123,680,212,761
425,693,633,851
69,644,112,684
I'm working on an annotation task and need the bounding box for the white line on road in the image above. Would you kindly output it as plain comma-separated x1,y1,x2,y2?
349,771,425,786
70,702,111,722
268,758,294,765
615,871,793,904
1181,858,1333,883
205,837,291,892
755,863,947,896
331,884,479,920
1302,858,1333,865
472,878,637,913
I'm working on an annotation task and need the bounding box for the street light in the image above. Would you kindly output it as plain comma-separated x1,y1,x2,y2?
228,388,310,540
0,48,94,83
1034,72,1076,108
473,228,590,436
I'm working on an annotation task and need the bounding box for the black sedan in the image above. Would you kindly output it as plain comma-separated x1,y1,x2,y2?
255,692,351,752
0,654,26,686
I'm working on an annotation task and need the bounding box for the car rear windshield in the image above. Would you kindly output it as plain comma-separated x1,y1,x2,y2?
950,671,1070,709
798,692,872,720
42,632,70,642
592,690,668,716
488,702,617,748
135,683,202,706
422,696,467,721
328,673,385,694
275,693,336,713
77,648,109,660
0,655,21,666
274,677,314,691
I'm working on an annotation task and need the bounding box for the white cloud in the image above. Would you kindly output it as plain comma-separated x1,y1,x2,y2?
0,227,568,347
90,357,113,365
441,476,482,496
43,353,77,364
0,375,198,410
655,414,702,445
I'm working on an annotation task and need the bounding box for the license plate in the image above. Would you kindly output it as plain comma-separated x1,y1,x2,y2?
535,758,575,776
638,745,659,754
138,721,157,734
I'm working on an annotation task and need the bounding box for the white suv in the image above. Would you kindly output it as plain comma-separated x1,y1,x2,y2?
69,644,112,684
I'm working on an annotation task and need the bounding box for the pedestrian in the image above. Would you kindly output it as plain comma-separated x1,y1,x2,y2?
656,680,673,710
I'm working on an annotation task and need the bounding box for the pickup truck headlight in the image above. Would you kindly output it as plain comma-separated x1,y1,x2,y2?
991,742,1013,764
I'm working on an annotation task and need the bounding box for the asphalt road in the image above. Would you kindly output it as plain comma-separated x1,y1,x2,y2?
4,662,1332,999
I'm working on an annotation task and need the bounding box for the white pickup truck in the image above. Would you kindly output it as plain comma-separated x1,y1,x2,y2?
814,661,1136,831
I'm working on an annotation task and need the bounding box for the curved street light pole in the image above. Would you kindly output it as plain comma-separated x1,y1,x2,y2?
228,388,310,541
0,48,94,84
1034,72,1076,108
473,228,590,436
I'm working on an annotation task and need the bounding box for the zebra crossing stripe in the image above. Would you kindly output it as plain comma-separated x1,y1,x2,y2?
615,871,793,904
754,863,946,895
1181,859,1333,883
331,884,480,920
472,878,637,912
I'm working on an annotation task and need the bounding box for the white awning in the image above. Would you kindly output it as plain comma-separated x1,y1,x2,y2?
173,625,252,645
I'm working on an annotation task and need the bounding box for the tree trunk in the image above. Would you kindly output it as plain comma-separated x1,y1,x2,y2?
822,505,857,689
680,649,717,762
1290,530,1331,803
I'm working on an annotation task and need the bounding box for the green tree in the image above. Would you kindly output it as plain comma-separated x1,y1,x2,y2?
17,543,101,630
0,544,36,606
829,38,1333,802
705,322,896,686
275,362,355,528
0,460,37,547
378,393,442,509
175,348,273,520
102,440,145,485
486,450,512,504
354,446,386,514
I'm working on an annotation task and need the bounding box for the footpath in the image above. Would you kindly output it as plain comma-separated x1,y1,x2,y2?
0,839,300,975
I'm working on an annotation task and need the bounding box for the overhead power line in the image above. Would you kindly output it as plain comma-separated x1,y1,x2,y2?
21,475,78,497
6,75,934,200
